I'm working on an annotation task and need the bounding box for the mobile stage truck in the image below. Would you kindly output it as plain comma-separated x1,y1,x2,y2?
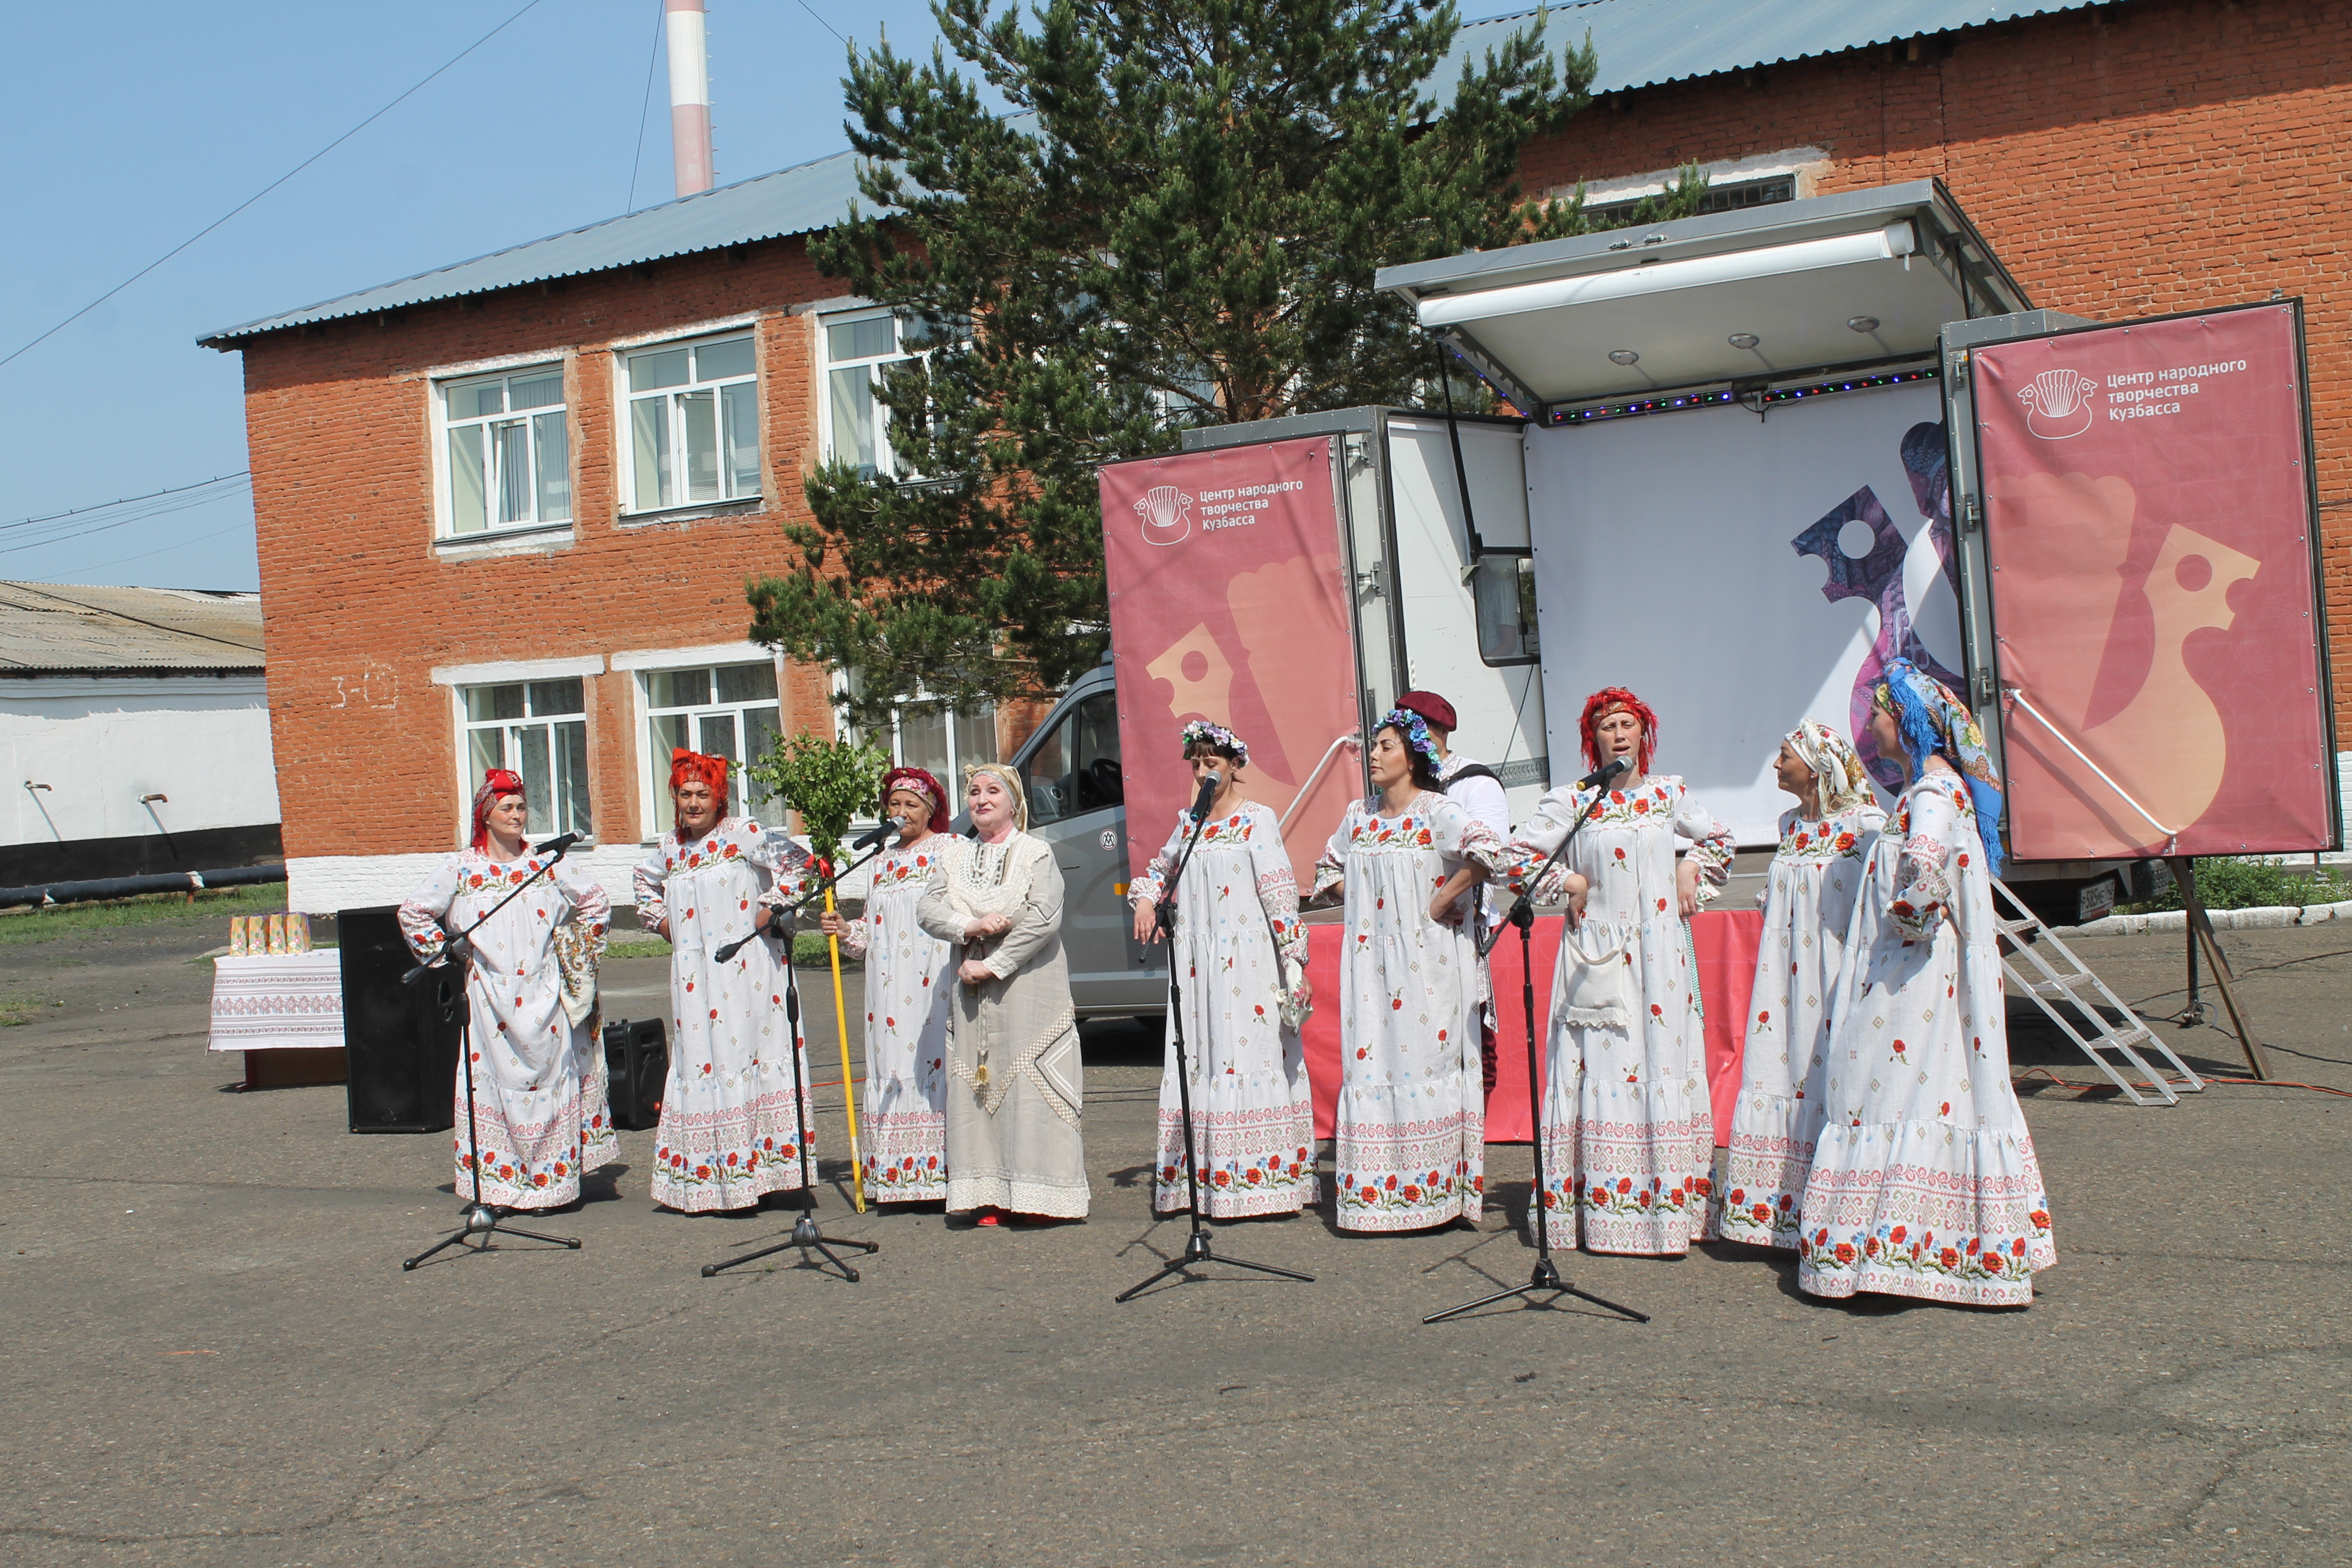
1037,178,2332,1115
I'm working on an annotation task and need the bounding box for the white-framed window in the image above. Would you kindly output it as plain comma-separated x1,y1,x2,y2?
439,365,570,535
837,671,999,812
622,333,760,513
820,309,965,478
640,661,783,834
461,678,593,840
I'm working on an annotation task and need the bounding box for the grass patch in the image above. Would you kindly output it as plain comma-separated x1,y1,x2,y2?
0,883,290,946
2127,856,2350,913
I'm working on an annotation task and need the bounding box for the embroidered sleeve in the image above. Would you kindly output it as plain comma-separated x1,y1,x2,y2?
907,851,964,950
396,856,464,962
1495,788,1584,901
1126,815,1188,908
552,857,611,960
752,825,818,911
1890,782,1961,943
832,907,870,960
1436,797,1502,876
1310,808,1354,900
632,842,669,932
1673,786,1735,909
986,844,1065,979
1248,809,1308,968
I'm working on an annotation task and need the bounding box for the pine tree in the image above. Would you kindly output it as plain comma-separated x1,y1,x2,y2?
750,0,1701,728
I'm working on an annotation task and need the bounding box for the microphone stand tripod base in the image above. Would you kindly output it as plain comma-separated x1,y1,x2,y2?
1422,1253,1651,1325
701,1202,878,1283
402,1204,581,1271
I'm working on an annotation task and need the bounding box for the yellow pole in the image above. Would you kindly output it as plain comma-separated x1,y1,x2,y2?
824,874,867,1212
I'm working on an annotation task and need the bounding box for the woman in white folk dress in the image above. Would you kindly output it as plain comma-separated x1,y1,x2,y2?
1128,720,1316,1218
819,766,955,1204
1720,721,1885,1249
1310,709,1499,1234
633,749,819,1215
399,767,611,1211
1499,687,1734,1256
916,764,1091,1225
1796,659,2054,1306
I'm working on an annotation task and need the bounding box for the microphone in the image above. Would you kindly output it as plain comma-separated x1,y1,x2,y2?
533,830,581,857
1577,757,1631,792
851,814,907,852
1188,769,1221,821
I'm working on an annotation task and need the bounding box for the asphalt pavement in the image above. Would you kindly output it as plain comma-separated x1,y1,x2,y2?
1,915,2346,1567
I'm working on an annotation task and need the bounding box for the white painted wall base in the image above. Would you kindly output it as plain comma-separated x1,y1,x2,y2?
288,843,654,916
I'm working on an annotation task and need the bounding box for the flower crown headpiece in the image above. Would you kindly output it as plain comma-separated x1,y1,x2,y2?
1179,718,1248,765
1378,707,1440,764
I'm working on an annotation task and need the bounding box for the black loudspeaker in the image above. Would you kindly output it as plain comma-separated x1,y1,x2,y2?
340,906,463,1134
603,1018,668,1131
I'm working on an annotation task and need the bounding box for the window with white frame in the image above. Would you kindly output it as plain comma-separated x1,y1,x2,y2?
820,310,966,478
461,678,593,840
641,662,783,834
623,333,760,513
840,671,999,814
440,366,571,535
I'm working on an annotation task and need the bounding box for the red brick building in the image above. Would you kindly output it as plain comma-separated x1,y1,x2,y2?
206,0,2352,911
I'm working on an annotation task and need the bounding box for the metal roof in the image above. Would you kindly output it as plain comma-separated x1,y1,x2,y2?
204,0,2106,345
0,584,265,673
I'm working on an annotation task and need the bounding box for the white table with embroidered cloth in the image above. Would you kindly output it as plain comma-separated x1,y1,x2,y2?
209,951,346,1089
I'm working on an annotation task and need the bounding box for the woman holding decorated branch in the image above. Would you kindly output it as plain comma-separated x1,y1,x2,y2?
1500,688,1733,1256
916,763,1090,1223
819,767,955,1204
633,749,818,1215
1311,709,1499,1233
1796,660,2054,1306
399,767,611,1211
1128,721,1315,1218
1720,722,1885,1249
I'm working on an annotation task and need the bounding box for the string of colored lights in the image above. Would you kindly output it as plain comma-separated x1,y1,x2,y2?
1545,366,1943,426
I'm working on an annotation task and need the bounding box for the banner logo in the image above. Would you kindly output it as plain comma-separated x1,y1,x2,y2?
1134,483,1193,546
2018,368,2097,439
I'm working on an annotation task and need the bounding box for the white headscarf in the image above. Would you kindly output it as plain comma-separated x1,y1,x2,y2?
1786,720,1872,817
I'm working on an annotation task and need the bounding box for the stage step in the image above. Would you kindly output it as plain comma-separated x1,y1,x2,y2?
1992,879,2204,1107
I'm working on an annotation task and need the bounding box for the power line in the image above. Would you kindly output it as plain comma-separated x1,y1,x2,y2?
795,0,847,45
0,0,548,376
0,486,249,558
0,472,250,533
21,522,251,585
625,0,666,213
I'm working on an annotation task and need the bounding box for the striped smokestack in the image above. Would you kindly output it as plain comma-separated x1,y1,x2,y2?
666,0,714,197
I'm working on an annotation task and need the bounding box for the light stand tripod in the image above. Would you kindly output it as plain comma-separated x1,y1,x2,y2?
1117,784,1314,1303
700,841,895,1282
402,839,586,1270
1425,783,1648,1326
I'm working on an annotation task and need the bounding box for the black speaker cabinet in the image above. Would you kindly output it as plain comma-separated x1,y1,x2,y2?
603,1018,668,1131
340,906,463,1134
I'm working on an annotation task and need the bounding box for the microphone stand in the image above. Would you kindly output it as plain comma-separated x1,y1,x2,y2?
402,836,586,1270
701,836,899,1282
1118,780,1315,1303
1425,774,1649,1326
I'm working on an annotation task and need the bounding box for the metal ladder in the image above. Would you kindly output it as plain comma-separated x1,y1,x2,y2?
1991,879,2204,1106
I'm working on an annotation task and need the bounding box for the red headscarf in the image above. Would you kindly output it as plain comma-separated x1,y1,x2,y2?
470,767,525,852
1579,687,1658,775
669,748,731,814
880,766,951,835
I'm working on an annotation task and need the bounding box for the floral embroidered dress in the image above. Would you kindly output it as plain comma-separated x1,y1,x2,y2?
1312,792,1502,1232
1129,802,1315,1217
834,837,952,1202
1795,772,2054,1305
399,848,611,1208
633,818,818,1213
1720,802,1886,1249
1501,777,1734,1254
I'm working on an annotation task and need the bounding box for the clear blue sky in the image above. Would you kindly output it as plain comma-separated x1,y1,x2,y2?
0,0,968,591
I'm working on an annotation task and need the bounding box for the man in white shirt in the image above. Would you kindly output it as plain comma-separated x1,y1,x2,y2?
1394,690,1510,1092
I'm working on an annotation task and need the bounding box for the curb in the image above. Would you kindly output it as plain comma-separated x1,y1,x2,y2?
2054,897,2352,938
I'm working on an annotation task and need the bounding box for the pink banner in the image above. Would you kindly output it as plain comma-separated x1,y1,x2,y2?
1098,439,1363,886
1974,304,2332,858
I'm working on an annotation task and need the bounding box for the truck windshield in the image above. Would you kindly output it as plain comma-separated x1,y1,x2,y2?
1023,692,1123,824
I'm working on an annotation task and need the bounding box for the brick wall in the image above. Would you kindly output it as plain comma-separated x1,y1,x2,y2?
235,237,843,864
1518,0,2352,731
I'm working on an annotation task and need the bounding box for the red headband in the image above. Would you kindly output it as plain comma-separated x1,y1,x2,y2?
669,749,731,814
1579,687,1658,775
470,767,525,851
880,766,951,835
